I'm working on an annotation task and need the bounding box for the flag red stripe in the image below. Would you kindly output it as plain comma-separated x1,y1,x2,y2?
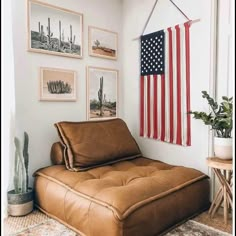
140,76,144,136
161,74,166,141
175,25,182,145
147,75,151,137
153,75,158,139
184,22,191,146
168,27,174,143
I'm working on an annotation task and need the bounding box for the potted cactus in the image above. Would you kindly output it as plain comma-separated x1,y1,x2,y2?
7,132,34,216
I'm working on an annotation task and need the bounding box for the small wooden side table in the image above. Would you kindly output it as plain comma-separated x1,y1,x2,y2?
206,157,233,224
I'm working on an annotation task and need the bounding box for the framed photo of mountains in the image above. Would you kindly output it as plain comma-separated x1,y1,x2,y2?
88,26,118,60
28,0,83,58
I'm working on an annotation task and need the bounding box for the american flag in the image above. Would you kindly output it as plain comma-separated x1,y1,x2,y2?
140,22,191,146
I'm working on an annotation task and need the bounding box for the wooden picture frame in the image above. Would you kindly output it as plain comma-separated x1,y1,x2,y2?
87,66,118,120
88,26,118,60
39,67,77,101
28,0,83,58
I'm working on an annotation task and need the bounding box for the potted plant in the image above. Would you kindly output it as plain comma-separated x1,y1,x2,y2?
189,91,233,159
7,132,34,216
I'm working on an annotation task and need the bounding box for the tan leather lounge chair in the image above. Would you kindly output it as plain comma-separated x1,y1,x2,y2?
34,118,210,236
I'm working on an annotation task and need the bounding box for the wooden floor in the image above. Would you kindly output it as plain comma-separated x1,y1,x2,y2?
194,207,232,234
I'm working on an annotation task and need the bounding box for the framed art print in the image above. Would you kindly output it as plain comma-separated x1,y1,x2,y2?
28,0,83,58
88,26,118,60
39,67,77,101
87,66,118,120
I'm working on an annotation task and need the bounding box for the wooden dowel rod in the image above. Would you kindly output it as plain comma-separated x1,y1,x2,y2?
133,18,201,40
190,18,201,25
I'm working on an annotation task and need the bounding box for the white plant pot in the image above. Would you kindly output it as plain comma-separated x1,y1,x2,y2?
214,137,232,160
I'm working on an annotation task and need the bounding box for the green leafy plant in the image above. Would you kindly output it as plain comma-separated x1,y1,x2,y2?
189,91,233,138
14,132,30,193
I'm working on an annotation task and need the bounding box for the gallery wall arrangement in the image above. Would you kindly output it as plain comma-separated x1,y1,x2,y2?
27,0,119,120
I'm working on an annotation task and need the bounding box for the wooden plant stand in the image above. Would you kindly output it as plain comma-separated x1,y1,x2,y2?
207,157,233,224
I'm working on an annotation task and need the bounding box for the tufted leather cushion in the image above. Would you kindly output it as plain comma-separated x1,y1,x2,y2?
54,118,142,171
34,157,210,236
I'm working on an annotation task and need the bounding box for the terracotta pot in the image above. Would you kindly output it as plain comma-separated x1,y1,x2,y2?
214,137,232,160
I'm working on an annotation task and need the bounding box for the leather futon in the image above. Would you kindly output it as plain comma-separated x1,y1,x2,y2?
34,119,210,236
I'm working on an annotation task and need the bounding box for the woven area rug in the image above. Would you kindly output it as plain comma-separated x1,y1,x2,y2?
4,210,232,236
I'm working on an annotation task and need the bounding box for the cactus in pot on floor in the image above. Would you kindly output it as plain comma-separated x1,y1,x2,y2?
7,132,34,216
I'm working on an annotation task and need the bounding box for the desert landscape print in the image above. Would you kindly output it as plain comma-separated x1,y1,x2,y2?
88,67,118,119
92,44,116,57
40,67,76,101
29,1,83,57
89,27,117,59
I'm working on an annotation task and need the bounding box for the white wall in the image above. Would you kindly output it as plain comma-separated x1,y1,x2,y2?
216,0,234,99
212,0,234,205
122,0,215,174
2,0,16,218
12,0,123,187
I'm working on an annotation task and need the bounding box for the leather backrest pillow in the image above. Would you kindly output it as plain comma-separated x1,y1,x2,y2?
54,118,142,171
